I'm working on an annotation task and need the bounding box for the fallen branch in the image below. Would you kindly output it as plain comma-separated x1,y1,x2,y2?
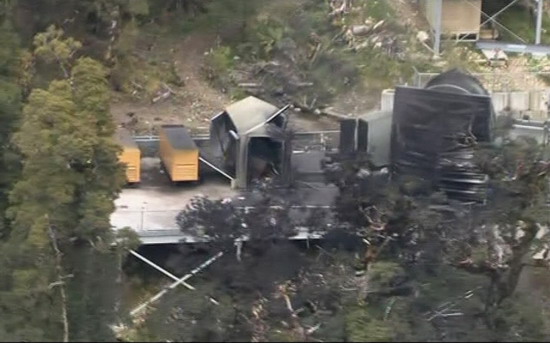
292,102,349,120
238,82,262,88
161,82,178,95
151,90,171,104
250,298,269,342
278,282,308,341
306,323,321,335
329,0,352,17
131,81,144,90
309,43,322,65
48,280,65,290
293,82,314,88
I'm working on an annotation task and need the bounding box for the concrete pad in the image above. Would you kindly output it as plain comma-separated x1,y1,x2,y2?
110,154,340,244
111,183,237,231
111,157,237,231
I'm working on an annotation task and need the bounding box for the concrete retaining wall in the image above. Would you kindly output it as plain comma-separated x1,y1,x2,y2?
509,91,530,112
529,90,547,112
490,92,509,113
380,88,549,118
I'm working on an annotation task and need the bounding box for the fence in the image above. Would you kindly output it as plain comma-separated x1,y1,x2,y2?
111,206,334,234
292,130,340,151
132,130,341,157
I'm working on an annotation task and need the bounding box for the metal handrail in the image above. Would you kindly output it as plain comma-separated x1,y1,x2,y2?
132,130,340,142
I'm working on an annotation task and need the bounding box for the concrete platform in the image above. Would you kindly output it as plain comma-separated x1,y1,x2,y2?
111,154,338,244
111,157,237,232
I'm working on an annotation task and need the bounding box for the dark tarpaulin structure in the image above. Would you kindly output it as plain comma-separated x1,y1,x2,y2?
391,69,494,203
209,96,290,188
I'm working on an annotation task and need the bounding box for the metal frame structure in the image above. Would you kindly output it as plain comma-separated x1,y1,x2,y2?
432,0,546,55
129,250,224,316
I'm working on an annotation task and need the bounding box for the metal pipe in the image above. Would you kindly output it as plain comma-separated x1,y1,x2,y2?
456,0,522,44
198,156,234,181
130,251,224,316
536,0,544,45
129,250,195,290
433,0,442,56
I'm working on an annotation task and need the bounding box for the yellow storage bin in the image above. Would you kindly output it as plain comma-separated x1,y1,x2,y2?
159,125,199,182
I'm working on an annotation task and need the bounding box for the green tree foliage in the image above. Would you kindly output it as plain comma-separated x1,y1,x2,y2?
9,80,82,240
137,283,237,342
459,135,550,333
0,19,22,238
319,128,550,342
0,35,125,339
177,191,299,253
346,306,392,342
33,25,82,79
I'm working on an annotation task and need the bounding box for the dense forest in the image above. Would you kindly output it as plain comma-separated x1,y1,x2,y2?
0,0,549,342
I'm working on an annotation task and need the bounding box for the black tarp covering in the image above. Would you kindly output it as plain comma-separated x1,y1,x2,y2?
425,68,495,142
391,81,492,203
339,119,357,155
357,119,369,153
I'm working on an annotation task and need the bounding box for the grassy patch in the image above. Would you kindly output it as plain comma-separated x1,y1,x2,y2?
203,45,235,91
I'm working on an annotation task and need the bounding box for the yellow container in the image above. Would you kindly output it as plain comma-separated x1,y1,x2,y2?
159,125,199,182
117,129,141,183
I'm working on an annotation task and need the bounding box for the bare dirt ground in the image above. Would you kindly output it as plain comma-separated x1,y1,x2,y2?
389,0,430,33
111,33,230,134
504,56,548,90
111,31,342,134
329,86,380,117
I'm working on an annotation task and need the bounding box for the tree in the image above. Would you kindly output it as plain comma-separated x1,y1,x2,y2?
322,128,550,341
176,187,300,255
2,46,125,340
33,25,82,79
458,135,550,328
0,18,22,238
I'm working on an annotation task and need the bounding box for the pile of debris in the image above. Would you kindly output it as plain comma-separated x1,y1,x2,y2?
234,60,312,100
344,18,406,60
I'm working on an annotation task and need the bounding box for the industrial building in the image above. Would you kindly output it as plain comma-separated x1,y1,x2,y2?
111,76,548,245
209,96,291,189
420,0,483,41
421,0,549,56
